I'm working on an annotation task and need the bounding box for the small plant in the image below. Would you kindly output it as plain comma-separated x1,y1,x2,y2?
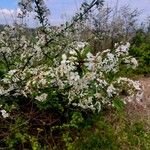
70,110,150,150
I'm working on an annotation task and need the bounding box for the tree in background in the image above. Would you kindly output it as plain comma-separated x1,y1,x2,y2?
80,4,140,53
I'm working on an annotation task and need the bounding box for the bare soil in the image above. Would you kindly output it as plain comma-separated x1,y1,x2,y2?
125,77,150,127
140,77,150,109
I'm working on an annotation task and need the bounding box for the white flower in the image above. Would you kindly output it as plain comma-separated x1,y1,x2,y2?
62,54,67,60
101,53,118,73
116,42,130,56
107,84,116,97
34,45,41,52
76,42,88,49
8,69,17,76
35,93,48,102
84,52,95,70
131,58,138,69
0,47,11,54
95,101,101,112
69,50,76,55
69,72,80,82
116,77,143,103
61,54,70,65
0,109,9,118
136,91,144,102
107,53,114,60
87,52,93,59
0,86,5,95
84,62,94,70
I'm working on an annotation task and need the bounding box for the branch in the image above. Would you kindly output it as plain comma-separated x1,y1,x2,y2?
42,0,103,48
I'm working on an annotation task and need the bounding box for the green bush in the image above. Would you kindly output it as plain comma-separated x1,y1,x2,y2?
129,30,150,75
70,110,150,150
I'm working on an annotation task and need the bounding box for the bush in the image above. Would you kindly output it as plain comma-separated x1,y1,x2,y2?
129,30,150,75
70,110,150,150
0,1,148,149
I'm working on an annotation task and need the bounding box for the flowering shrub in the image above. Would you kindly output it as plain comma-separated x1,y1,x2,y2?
0,1,148,149
0,26,143,115
0,0,143,120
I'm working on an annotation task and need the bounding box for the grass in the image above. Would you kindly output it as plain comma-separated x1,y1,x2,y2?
69,105,150,150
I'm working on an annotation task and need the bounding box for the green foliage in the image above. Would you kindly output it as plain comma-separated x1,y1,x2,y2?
0,111,45,149
4,117,28,149
29,136,43,150
52,111,84,149
0,63,7,78
129,30,150,75
70,111,150,150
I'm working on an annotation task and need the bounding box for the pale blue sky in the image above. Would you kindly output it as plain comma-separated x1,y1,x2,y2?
0,0,150,26
0,0,17,9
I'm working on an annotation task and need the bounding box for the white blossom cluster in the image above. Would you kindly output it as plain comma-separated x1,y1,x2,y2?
0,30,143,115
0,109,9,118
115,77,144,103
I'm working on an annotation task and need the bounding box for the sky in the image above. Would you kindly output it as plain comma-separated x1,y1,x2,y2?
0,0,150,27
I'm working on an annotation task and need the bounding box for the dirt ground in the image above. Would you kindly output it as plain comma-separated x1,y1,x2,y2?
140,77,150,108
125,77,150,125
140,77,150,119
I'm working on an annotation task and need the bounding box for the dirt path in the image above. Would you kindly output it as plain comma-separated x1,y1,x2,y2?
125,77,150,124
140,77,150,108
